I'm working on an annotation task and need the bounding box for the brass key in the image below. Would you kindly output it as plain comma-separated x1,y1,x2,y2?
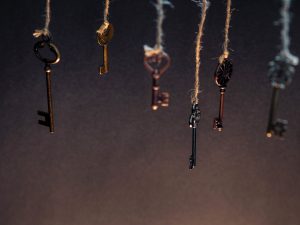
213,58,233,131
34,35,60,133
144,51,171,110
97,22,114,75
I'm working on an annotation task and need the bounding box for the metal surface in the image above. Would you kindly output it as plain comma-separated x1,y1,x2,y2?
34,35,60,133
97,23,114,75
188,103,201,169
266,55,297,138
213,58,233,131
144,51,171,110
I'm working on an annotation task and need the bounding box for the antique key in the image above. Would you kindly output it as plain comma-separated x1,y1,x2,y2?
213,58,233,131
34,35,60,133
144,51,171,110
97,22,114,75
266,55,296,138
188,103,201,169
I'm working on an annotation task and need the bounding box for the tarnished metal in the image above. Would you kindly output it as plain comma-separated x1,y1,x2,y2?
34,35,60,133
266,55,295,138
213,58,233,131
144,51,171,110
188,103,201,169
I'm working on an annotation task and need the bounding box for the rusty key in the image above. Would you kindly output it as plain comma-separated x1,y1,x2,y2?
34,35,60,133
213,58,233,131
144,51,171,110
97,22,114,75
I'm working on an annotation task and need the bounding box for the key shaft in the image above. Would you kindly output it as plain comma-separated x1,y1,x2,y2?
45,65,54,133
188,104,201,169
151,71,169,110
214,87,226,131
99,45,109,75
189,127,197,169
266,87,287,138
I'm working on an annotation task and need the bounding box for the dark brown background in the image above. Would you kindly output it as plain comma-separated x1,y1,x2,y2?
1,0,300,225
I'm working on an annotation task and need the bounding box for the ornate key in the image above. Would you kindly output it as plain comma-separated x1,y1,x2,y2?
34,35,60,133
213,58,233,131
188,103,201,169
266,55,296,138
144,51,171,110
97,22,114,75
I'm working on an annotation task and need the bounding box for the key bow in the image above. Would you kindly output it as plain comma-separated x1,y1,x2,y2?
214,58,233,88
97,22,114,46
34,35,60,65
189,104,201,128
269,54,297,89
144,51,171,78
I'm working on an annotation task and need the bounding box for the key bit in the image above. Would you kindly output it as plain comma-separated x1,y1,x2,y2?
34,35,60,133
144,51,171,110
188,103,201,169
213,58,233,131
97,22,114,75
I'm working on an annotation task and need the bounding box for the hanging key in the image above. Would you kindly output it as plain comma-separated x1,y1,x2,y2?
34,35,60,133
266,55,296,138
144,51,171,110
97,22,114,75
213,58,233,131
188,103,201,169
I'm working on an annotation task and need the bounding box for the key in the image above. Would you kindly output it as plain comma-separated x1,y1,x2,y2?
188,103,201,169
34,35,60,133
97,22,114,75
266,55,295,138
213,58,233,131
144,51,171,110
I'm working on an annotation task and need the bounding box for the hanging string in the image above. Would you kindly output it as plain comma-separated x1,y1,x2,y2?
219,0,232,64
96,0,111,38
191,0,209,104
33,0,51,38
279,0,298,65
104,0,110,23
144,0,173,57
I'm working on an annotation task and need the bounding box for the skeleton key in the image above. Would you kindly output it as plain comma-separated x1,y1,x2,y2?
97,22,114,75
213,58,233,131
144,51,171,110
266,55,295,138
34,35,60,133
188,104,201,169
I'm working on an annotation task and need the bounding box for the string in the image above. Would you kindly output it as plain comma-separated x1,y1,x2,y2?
192,0,209,104
219,0,232,64
104,0,110,23
33,0,51,38
96,0,111,38
144,0,173,57
279,0,298,65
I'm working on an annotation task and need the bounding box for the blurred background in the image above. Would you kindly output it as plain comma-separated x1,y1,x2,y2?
0,0,300,225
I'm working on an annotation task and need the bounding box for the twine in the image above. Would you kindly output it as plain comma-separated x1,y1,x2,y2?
144,0,173,56
219,0,232,64
191,0,209,104
33,0,51,38
279,0,298,65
